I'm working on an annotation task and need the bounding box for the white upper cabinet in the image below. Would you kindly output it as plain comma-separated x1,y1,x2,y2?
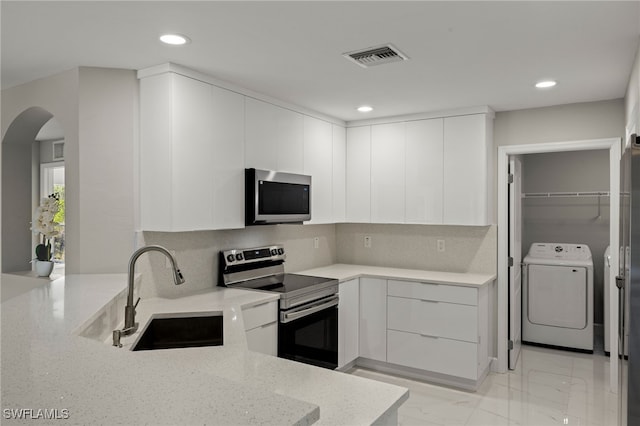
405,119,444,224
209,85,246,229
346,126,371,223
332,125,347,223
303,116,333,224
371,123,406,223
139,72,245,231
443,114,492,226
346,110,492,226
245,98,304,174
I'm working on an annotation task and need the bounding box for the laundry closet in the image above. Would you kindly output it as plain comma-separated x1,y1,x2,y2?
518,149,610,354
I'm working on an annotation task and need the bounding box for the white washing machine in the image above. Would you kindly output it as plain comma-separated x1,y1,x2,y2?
523,243,593,352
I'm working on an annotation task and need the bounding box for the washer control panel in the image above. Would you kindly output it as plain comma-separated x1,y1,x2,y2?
528,243,592,260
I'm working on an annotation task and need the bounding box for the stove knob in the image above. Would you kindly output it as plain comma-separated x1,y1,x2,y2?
277,248,284,255
226,254,235,263
271,249,277,256
236,253,244,261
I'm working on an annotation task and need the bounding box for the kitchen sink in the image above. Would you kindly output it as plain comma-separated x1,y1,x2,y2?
132,313,223,351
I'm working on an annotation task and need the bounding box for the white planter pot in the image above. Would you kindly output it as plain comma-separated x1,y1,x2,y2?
35,260,54,277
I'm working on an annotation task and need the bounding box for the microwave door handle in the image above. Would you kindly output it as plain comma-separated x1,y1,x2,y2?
280,296,339,323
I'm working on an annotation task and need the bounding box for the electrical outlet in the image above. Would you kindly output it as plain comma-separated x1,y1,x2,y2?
437,239,445,252
314,237,319,249
165,250,177,268
364,236,372,248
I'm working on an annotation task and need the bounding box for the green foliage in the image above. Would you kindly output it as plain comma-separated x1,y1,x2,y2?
53,184,65,224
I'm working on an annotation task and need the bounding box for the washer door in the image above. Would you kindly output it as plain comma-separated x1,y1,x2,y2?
527,265,587,329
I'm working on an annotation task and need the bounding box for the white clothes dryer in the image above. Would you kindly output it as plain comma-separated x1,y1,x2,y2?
523,243,594,352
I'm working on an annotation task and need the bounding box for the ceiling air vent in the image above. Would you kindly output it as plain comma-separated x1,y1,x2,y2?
343,44,409,68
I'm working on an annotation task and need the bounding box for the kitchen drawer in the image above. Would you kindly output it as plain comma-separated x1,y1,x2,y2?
387,280,477,305
387,330,477,380
246,321,277,356
242,300,278,331
387,296,478,342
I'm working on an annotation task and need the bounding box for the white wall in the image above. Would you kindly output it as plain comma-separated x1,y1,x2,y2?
1,70,79,273
494,99,624,221
1,67,137,274
76,67,137,273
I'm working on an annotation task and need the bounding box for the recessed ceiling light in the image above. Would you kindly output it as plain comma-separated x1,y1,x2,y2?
159,34,190,45
357,105,373,113
535,80,557,89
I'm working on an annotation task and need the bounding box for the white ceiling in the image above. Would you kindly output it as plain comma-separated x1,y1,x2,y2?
2,1,639,122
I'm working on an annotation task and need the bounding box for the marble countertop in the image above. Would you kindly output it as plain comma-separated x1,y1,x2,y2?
297,264,496,287
0,273,408,425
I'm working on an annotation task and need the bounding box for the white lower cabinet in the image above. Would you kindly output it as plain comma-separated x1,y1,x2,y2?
359,278,387,362
387,330,478,380
345,276,490,390
242,300,278,356
338,279,360,369
386,280,489,388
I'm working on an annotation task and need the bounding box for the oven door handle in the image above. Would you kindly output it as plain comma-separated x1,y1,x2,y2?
280,295,339,323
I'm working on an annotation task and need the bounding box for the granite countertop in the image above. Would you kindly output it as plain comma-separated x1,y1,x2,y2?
297,264,496,287
0,273,408,425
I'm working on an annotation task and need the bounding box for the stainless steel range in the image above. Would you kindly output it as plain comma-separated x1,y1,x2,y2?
220,244,339,369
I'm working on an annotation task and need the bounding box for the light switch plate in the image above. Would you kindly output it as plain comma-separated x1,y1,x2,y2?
364,236,372,248
437,239,445,252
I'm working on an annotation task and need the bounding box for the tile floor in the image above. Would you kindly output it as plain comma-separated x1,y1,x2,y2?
350,345,618,426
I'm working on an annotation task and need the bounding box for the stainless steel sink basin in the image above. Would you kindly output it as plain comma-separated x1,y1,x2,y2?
132,313,223,351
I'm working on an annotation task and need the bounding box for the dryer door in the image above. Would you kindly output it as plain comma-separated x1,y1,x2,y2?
528,265,587,329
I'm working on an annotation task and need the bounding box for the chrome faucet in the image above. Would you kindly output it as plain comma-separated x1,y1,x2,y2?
112,245,185,347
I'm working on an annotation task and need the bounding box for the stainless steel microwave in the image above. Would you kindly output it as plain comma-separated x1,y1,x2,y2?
245,168,312,225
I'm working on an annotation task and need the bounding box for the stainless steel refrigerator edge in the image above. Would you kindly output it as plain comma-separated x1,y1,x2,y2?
618,134,640,425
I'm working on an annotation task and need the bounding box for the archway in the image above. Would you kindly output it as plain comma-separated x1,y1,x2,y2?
2,106,65,274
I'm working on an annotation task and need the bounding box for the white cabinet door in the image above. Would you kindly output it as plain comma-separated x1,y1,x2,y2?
339,279,360,368
277,107,304,174
405,119,444,224
244,98,304,174
304,116,333,224
359,278,387,362
140,73,245,231
332,125,347,223
246,323,277,356
443,114,491,225
209,85,245,230
171,75,214,230
371,123,405,223
245,98,279,171
387,296,478,342
387,330,478,380
346,126,371,223
140,73,173,230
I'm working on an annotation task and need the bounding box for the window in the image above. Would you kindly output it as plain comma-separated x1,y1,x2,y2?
40,162,65,263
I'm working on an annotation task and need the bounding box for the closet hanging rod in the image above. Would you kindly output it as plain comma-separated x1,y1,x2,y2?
522,191,610,198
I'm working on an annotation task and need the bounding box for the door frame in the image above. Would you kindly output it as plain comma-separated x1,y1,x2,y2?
497,138,621,392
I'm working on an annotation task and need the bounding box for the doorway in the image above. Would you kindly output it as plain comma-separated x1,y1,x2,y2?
2,108,65,274
497,138,621,392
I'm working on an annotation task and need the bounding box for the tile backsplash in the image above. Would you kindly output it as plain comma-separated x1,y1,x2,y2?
336,223,496,274
137,223,497,298
138,224,337,298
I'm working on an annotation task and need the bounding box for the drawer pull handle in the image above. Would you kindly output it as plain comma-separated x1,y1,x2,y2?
420,333,439,339
249,301,272,309
420,299,439,303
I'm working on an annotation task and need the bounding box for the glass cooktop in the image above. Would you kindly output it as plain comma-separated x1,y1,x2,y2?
232,273,336,294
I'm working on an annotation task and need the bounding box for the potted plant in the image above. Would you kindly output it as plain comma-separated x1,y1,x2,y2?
30,193,60,277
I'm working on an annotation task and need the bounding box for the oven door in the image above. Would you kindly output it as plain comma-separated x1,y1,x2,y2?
278,295,338,370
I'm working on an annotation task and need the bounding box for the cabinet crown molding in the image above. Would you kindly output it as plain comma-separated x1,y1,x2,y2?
137,62,346,127
346,106,495,128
